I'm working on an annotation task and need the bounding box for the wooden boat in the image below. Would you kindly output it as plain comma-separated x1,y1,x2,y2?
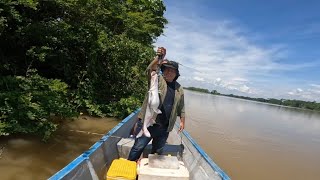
49,109,230,180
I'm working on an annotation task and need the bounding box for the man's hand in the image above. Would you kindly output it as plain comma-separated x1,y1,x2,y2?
178,118,185,133
148,47,166,74
157,47,166,59
131,119,143,136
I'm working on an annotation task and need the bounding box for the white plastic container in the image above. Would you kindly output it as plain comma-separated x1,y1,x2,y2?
138,157,189,180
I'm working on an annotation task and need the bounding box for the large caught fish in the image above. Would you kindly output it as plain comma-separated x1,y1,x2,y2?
136,71,161,138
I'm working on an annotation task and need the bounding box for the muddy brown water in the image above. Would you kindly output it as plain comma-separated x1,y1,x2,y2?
0,116,119,180
184,90,320,180
1,90,320,180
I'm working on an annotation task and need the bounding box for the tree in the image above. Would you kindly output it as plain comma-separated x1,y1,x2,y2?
211,90,219,94
0,0,168,139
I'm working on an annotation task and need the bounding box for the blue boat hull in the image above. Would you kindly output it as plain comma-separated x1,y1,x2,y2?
49,109,230,180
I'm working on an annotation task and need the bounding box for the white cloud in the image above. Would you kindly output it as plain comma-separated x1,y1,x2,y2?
154,2,320,101
287,87,320,101
214,78,222,85
232,77,249,82
288,88,303,95
239,85,251,93
310,84,320,89
193,76,205,82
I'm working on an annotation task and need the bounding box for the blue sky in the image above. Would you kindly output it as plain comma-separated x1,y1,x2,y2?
154,0,320,102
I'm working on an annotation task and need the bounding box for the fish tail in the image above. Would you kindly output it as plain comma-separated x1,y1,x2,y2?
143,125,151,137
136,129,144,138
154,109,161,114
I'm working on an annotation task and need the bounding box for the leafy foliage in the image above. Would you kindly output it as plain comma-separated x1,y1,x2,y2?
185,87,210,93
0,0,167,139
105,96,142,119
0,71,76,140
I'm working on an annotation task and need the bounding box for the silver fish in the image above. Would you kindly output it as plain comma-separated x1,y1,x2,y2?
137,71,161,138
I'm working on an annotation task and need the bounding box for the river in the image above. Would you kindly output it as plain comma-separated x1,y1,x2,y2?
1,90,320,180
0,116,119,180
184,90,320,180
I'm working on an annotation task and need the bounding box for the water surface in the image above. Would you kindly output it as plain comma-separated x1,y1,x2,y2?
1,90,320,180
0,116,119,180
184,90,320,180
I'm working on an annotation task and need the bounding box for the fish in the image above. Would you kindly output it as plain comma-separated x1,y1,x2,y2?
136,71,161,138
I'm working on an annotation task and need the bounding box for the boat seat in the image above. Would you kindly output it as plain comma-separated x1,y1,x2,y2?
117,138,184,160
143,144,184,159
117,138,152,159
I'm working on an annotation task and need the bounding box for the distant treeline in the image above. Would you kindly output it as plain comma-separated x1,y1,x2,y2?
184,87,320,111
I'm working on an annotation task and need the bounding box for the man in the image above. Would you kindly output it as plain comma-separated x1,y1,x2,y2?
128,47,185,161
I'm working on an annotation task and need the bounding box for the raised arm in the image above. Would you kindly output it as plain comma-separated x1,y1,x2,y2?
146,47,166,72
145,47,166,87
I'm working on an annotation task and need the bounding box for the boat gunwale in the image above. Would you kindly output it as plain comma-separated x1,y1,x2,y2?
49,108,230,180
175,124,231,180
48,109,140,180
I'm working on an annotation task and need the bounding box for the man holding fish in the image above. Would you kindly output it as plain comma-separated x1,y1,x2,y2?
128,47,185,161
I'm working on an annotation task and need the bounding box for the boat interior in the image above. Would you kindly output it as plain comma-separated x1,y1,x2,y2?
49,110,229,180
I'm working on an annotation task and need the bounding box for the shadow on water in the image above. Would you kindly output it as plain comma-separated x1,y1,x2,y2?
0,115,119,180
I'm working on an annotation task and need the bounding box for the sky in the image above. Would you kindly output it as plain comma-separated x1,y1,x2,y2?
154,0,320,102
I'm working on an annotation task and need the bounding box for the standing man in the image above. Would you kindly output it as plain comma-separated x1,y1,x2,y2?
128,47,185,161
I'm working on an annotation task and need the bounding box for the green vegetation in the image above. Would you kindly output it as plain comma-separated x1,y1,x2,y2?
0,0,167,140
185,87,320,111
184,87,210,93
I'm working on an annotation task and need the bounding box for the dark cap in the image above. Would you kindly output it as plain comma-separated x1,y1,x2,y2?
161,60,179,70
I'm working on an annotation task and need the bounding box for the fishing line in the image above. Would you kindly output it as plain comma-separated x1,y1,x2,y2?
69,129,134,140
178,62,202,73
69,130,105,136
